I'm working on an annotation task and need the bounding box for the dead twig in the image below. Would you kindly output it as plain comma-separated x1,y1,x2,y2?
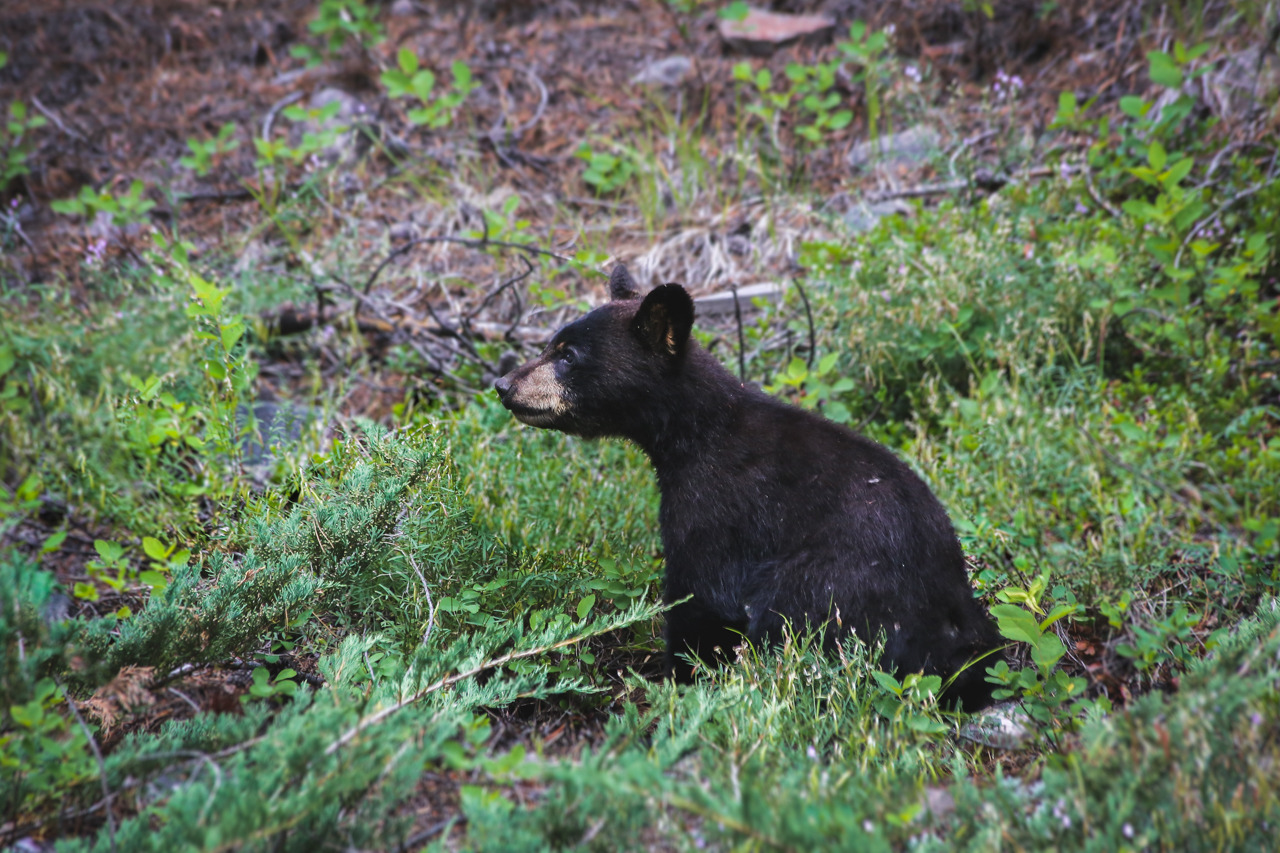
462,254,535,336
1173,149,1279,269
262,91,306,140
1084,165,1123,219
792,275,816,371
323,629,610,757
730,283,746,382
59,681,117,853
31,96,86,142
322,276,479,391
176,187,260,204
361,234,570,295
403,551,437,646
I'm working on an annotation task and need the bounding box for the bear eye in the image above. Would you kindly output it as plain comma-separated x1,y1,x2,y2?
560,347,577,366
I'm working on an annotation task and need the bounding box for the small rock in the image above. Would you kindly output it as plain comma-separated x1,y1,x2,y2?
958,702,1034,750
240,399,325,488
388,220,417,241
294,88,373,168
718,8,835,56
631,55,693,88
840,199,911,233
389,0,417,17
233,238,273,275
924,785,956,818
695,282,784,315
9,838,54,853
1205,45,1280,121
846,125,940,170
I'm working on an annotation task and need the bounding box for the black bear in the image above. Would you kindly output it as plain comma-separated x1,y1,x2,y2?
494,264,1001,711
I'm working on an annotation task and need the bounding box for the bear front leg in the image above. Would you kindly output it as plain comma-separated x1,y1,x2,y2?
664,598,746,683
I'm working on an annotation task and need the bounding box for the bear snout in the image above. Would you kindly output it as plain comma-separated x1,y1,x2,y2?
493,374,513,400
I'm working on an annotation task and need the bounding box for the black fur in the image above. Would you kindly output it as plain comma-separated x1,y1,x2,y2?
494,265,1001,711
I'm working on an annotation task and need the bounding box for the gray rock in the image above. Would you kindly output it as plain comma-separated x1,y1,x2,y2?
1205,45,1279,121
958,702,1035,750
240,400,324,487
631,56,693,88
294,87,373,167
846,125,940,170
840,199,911,233
718,8,835,56
924,786,956,818
388,220,418,241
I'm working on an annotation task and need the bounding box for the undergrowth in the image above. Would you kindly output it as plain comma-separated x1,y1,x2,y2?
2,5,1279,851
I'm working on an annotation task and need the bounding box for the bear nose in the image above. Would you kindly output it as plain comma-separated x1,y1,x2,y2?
493,374,512,400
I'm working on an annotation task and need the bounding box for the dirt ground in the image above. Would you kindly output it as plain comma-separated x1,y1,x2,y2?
4,0,1232,281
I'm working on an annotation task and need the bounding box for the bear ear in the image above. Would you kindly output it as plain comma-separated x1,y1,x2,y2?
608,263,641,301
634,283,694,358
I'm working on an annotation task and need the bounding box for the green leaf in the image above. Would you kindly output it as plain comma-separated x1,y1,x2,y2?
1118,95,1148,118
1163,156,1193,186
1116,421,1146,442
142,536,168,561
50,197,87,217
220,321,245,352
1147,139,1167,171
40,530,67,554
451,60,473,91
718,1,750,21
1148,51,1183,88
412,69,437,102
576,594,596,619
1030,632,1067,672
1054,91,1078,123
397,47,418,75
825,400,851,423
94,539,124,563
871,670,902,695
990,604,1042,646
1039,603,1077,631
1121,199,1157,220
9,701,43,728
139,570,167,590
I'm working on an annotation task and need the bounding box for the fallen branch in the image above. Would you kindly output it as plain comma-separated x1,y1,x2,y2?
324,629,610,757
362,233,573,294
259,300,551,344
